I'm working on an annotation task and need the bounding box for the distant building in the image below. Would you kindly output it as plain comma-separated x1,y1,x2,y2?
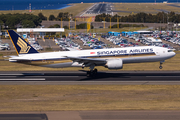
17,28,64,38
108,31,120,36
163,1,168,3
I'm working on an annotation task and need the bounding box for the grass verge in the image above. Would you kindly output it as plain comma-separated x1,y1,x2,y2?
114,3,180,16
0,85,180,111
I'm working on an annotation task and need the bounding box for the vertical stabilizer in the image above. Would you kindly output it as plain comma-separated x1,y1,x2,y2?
7,30,38,55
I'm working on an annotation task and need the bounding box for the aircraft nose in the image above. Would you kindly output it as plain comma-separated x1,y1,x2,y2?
172,52,176,57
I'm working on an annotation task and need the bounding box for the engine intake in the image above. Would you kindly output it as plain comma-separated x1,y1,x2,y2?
105,59,123,69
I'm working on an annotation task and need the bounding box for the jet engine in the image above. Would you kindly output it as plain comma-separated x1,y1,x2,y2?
105,59,123,69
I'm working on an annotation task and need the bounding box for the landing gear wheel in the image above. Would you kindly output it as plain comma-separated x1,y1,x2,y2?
93,69,97,74
87,71,94,77
87,71,91,77
86,69,98,77
159,61,164,69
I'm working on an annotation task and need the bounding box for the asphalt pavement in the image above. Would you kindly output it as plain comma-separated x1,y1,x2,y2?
86,3,112,14
0,111,180,120
0,71,180,85
81,3,113,16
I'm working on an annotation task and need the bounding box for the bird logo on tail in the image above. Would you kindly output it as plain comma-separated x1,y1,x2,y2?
17,37,31,54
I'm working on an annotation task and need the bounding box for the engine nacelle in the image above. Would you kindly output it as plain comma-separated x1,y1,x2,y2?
105,59,123,69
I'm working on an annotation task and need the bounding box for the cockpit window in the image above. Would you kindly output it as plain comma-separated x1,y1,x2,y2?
168,50,173,52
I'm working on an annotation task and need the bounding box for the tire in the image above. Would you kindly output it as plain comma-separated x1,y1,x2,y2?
93,69,97,74
87,71,91,77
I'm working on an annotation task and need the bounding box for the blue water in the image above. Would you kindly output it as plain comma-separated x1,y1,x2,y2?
0,0,179,10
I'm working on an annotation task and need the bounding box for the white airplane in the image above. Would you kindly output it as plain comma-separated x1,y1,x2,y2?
7,30,176,77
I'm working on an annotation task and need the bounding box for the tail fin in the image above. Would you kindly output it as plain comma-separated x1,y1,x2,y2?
7,30,38,55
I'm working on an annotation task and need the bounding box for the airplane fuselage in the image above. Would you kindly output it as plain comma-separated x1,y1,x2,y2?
9,46,176,69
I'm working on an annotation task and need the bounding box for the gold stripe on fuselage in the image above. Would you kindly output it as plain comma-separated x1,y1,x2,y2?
24,59,72,66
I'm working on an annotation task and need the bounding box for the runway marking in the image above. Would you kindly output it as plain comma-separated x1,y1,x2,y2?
146,76,180,77
0,78,45,81
98,4,104,13
0,74,24,76
44,76,79,77
0,73,44,76
80,3,97,17
57,76,79,77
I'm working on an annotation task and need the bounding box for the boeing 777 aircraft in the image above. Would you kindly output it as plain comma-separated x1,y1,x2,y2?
7,30,176,77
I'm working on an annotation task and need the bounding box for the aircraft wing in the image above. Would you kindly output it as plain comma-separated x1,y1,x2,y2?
65,56,107,66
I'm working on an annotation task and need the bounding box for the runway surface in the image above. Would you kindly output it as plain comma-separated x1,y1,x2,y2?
0,71,180,85
86,3,112,14
0,111,180,120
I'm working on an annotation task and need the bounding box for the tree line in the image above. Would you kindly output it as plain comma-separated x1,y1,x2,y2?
39,12,74,21
48,23,94,29
1,11,180,29
0,12,73,29
95,12,180,23
48,12,73,21
110,24,144,28
0,13,42,29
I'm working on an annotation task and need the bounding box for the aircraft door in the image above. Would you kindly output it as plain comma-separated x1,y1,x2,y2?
155,48,160,56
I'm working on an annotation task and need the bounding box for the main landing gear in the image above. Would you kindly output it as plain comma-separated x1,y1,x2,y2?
159,61,164,69
86,64,98,77
87,69,98,77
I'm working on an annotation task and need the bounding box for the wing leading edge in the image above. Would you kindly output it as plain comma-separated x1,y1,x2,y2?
65,56,107,66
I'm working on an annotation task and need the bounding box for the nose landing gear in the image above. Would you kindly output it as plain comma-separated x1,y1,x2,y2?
159,61,164,69
159,65,163,69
